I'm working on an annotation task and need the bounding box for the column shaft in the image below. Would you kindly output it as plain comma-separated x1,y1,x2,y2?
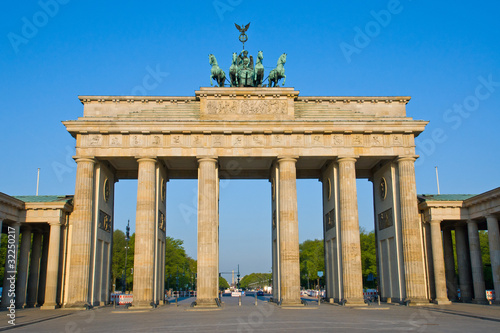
429,221,451,304
338,157,364,305
455,225,473,302
196,157,219,306
1,224,20,308
278,157,301,306
442,227,458,301
27,232,43,307
486,215,500,302
66,158,95,307
41,223,62,309
16,227,32,308
133,158,157,307
397,157,428,304
467,220,487,304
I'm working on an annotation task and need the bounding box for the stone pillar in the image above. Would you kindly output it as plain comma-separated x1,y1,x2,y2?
486,215,500,303
429,220,451,304
1,223,20,308
455,225,473,302
133,158,157,308
397,157,428,304
442,227,458,301
66,157,95,307
196,157,219,307
26,232,43,307
467,220,487,304
38,232,50,306
16,227,32,308
41,223,62,309
338,157,365,305
277,157,301,306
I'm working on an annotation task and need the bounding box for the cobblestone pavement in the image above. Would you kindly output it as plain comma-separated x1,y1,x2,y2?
1,296,499,332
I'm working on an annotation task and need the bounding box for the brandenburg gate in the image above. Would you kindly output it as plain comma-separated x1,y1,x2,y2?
62,85,429,307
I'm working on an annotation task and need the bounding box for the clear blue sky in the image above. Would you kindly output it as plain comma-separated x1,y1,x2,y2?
1,1,499,278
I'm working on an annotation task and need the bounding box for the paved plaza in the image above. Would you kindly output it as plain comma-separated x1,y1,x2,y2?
1,296,499,332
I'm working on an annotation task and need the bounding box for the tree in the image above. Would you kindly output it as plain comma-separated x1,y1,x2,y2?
219,276,230,290
299,239,324,288
165,236,196,291
112,230,134,291
359,228,377,288
240,273,272,289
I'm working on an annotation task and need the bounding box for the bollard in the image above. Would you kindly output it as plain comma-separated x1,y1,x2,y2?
239,295,242,306
378,295,380,306
255,292,258,306
113,298,116,309
318,295,320,307
176,294,178,307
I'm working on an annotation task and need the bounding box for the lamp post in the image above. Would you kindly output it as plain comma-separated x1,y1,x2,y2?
122,220,130,293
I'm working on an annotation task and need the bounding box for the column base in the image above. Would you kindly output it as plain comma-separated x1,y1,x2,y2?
472,298,489,305
131,300,156,309
15,303,26,309
405,298,430,306
194,298,219,308
461,297,473,303
434,298,452,305
40,304,59,310
342,297,367,307
63,302,91,309
280,300,304,308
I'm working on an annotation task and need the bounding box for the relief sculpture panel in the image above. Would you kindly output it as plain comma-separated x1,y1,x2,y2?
206,99,287,115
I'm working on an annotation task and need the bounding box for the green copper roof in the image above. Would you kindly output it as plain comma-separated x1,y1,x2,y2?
418,194,476,202
13,195,73,204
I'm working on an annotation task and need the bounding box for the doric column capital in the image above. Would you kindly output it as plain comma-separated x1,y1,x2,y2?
429,219,443,225
396,156,418,163
466,219,478,225
136,157,157,164
197,156,218,164
74,157,95,164
485,214,497,221
337,156,358,163
277,156,298,164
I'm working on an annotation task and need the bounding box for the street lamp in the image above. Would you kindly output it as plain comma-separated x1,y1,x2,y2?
122,220,130,293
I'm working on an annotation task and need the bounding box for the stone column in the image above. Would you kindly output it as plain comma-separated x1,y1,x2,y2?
442,227,458,301
455,225,473,302
37,232,50,306
338,157,365,305
196,157,219,307
41,223,62,309
486,215,500,303
66,157,95,307
397,157,428,304
429,220,451,304
1,223,20,308
15,227,32,308
26,232,43,307
133,158,157,308
467,220,487,304
277,157,301,306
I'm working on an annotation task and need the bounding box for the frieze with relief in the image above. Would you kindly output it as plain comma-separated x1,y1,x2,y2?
206,100,287,115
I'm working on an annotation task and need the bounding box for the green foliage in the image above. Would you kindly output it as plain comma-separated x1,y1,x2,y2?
165,236,196,291
299,229,378,289
479,230,493,289
240,273,272,289
360,228,377,288
0,234,7,284
299,239,324,288
219,276,230,290
112,230,134,291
